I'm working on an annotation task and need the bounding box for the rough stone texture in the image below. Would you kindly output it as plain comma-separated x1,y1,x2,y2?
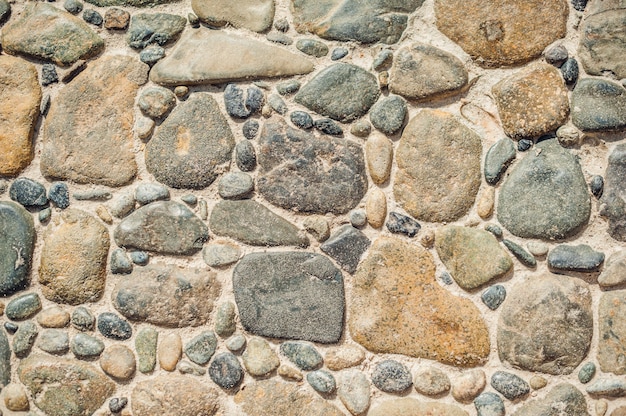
547,244,605,272
601,144,626,241
369,398,468,416
599,250,626,287
435,226,513,290
39,210,109,305
242,337,280,377
136,328,158,373
150,29,313,85
571,78,626,132
497,139,591,240
0,56,41,176
132,375,219,415
389,42,468,101
492,63,569,140
512,383,589,416
413,367,450,396
127,13,186,50
498,273,593,375
112,264,220,327
18,355,115,416
578,8,626,79
434,0,568,67
394,109,482,222
145,93,234,189
451,369,486,402
257,118,367,215
192,0,274,32
0,330,10,388
350,237,490,367
320,225,370,274
598,291,626,375
233,252,345,343
0,201,35,296
337,369,370,415
114,201,209,255
41,56,147,186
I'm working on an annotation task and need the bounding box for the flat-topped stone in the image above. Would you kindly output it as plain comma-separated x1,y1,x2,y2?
192,0,274,32
579,8,626,79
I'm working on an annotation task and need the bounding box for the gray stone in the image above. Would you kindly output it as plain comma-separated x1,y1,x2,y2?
110,248,133,275
48,182,70,209
386,212,420,237
314,118,343,135
586,378,626,397
202,242,240,270
140,45,166,66
214,302,237,337
127,13,186,49
372,360,412,393
138,88,176,119
257,118,367,214
242,337,279,377
83,9,103,26
9,178,47,208
224,84,264,119
280,341,323,371
320,225,370,274
295,63,379,122
268,93,288,115
131,375,219,415
307,370,336,394
571,78,626,131
513,384,588,415
290,111,314,129
135,328,157,373
233,252,345,343
413,367,450,396
0,0,9,21
369,95,406,135
0,330,10,387
6,293,41,321
112,264,220,327
497,139,590,240
0,202,35,296
146,93,234,189
490,371,530,400
129,251,149,266
545,44,568,66
37,329,69,354
502,239,537,268
579,9,626,79
561,58,579,85
481,285,506,310
337,370,370,415
71,307,94,331
71,333,104,358
177,360,206,376
97,313,132,340
235,140,257,172
226,334,246,352
13,321,38,358
114,201,209,255
601,145,626,241
185,331,217,366
474,392,505,416
599,250,626,287
191,0,274,32
484,138,516,185
85,0,176,6
218,172,254,200
498,273,593,374
547,244,605,272
209,352,243,389
277,80,301,95
296,39,329,57
579,362,596,384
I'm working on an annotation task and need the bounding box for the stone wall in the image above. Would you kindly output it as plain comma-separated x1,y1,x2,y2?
0,0,625,414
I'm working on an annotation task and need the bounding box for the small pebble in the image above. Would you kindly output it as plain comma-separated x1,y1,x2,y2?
13,321,38,358
268,94,288,115
296,39,329,57
39,208,51,223
331,47,349,60
518,139,532,151
71,306,95,331
477,187,495,219
214,302,237,337
303,216,330,242
451,369,486,402
529,375,547,390
474,392,505,416
71,333,105,358
135,328,158,373
184,331,217,366
158,333,182,371
490,371,530,400
73,189,111,201
10,178,47,207
325,345,365,371
571,0,587,11
37,329,69,354
110,248,133,274
177,359,206,376
41,63,59,86
138,87,176,119
596,399,608,416
134,116,155,140
198,199,208,220
386,211,421,237
82,9,103,26
349,209,367,228
351,119,371,137
209,352,244,389
100,344,136,380
3,383,29,412
266,32,293,45
277,80,301,95
181,194,197,205
481,285,506,310
544,44,568,67
274,17,289,32
278,364,303,381
135,182,170,205
108,191,135,218
578,362,596,384
242,337,279,376
37,306,70,328
372,360,412,393
378,71,389,88
307,370,336,394
40,94,51,116
590,175,604,198
109,397,128,414
226,334,246,352
63,0,82,14
140,46,166,66
280,341,323,371
556,124,580,147
235,141,257,172
527,241,549,257
421,230,435,247
4,322,17,334
188,12,199,27
561,57,579,85
503,239,537,267
413,367,451,396
314,118,343,135
373,49,393,71
48,182,70,209
104,8,130,30
6,293,41,321
242,119,260,139
129,251,149,266
369,95,407,135
585,378,626,397
439,271,454,285
485,224,503,238
290,111,314,129
174,85,189,99
203,242,242,268
97,313,132,340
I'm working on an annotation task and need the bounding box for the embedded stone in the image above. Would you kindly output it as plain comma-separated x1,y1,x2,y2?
547,244,605,272
6,293,41,321
71,333,104,358
601,144,626,241
203,242,241,268
369,95,407,135
365,132,393,185
135,328,158,373
243,337,280,377
598,291,626,375
192,0,274,32
0,330,10,388
513,384,589,416
599,250,626,287
209,352,243,389
452,369,486,402
100,344,136,380
184,331,217,366
413,367,451,396
366,188,387,229
571,78,626,132
280,341,323,371
320,225,370,274
0,201,35,296
490,371,530,400
579,8,626,79
127,13,186,50
484,138,516,185
138,87,176,119
369,398,468,416
158,333,182,371
132,375,219,415
337,369,370,415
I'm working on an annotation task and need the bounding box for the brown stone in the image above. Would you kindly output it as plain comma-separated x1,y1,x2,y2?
325,345,366,371
451,369,486,402
434,0,568,67
41,56,148,186
599,250,626,288
37,306,70,328
0,56,41,176
366,188,387,229
492,63,569,140
132,375,219,415
365,132,392,185
3,383,29,411
349,237,490,367
104,8,130,30
39,210,109,305
158,333,182,371
394,110,482,222
599,291,626,375
100,345,136,381
369,398,468,416
477,187,494,219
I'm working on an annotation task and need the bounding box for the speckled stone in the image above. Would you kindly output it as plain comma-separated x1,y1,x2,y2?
320,225,370,274
158,333,182,372
587,378,626,397
226,334,246,352
296,38,329,57
307,370,336,394
184,331,217,366
491,371,530,400
37,306,69,328
71,333,104,358
13,321,37,358
36,329,68,354
97,313,132,341
599,250,626,287
547,244,605,272
6,292,40,321
127,13,186,49
578,8,626,79
218,172,254,200
209,352,243,389
135,328,158,373
131,375,219,415
474,392,505,416
71,307,94,331
372,360,412,393
514,384,589,415
598,291,626,375
571,78,626,132
601,145,626,241
280,341,323,371
369,95,406,135
579,362,596,384
481,285,506,310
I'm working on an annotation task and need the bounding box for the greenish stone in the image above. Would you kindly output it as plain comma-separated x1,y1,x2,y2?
135,328,158,373
578,362,596,384
184,331,217,366
71,333,104,358
6,293,41,321
502,239,537,268
13,321,38,358
214,302,237,337
0,330,10,387
571,78,626,132
484,138,516,185
513,384,589,416
280,341,323,371
127,13,186,50
0,201,35,296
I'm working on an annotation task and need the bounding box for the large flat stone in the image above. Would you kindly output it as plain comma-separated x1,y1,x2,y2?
1,3,103,66
192,0,274,32
350,237,490,367
369,398,468,416
145,93,234,189
512,384,589,416
0,202,35,296
233,252,344,343
579,9,626,79
257,117,367,215
150,28,313,85
599,291,626,374
394,109,481,222
132,375,219,415
41,56,148,187
0,56,41,176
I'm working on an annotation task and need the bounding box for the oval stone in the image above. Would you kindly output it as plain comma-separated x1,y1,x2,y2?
0,201,35,296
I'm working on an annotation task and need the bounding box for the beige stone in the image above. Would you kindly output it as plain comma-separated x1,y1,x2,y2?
132,375,219,415
242,337,280,377
369,398,468,416
191,0,274,32
100,345,136,381
3,383,29,411
599,250,626,288
325,345,366,371
278,364,303,381
349,237,490,367
95,205,113,224
477,187,494,219
599,291,626,374
597,399,609,416
159,333,182,372
530,375,548,390
0,56,41,176
365,188,387,229
451,369,486,402
36,306,70,328
365,133,392,185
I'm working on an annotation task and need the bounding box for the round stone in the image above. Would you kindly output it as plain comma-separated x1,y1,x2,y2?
226,334,246,352
138,87,176,119
184,331,217,366
307,369,336,393
37,306,70,328
579,362,596,384
290,111,314,129
490,371,530,400
209,352,244,389
451,369,486,402
71,306,95,331
545,44,568,66
100,345,136,380
413,366,451,396
372,360,413,393
369,95,407,135
48,182,70,209
38,329,69,354
71,333,105,358
3,383,29,411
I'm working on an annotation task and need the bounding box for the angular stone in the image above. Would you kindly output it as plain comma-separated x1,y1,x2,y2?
292,0,424,44
571,78,626,132
0,56,41,176
233,252,345,343
243,337,279,377
114,201,208,255
192,0,274,32
599,250,626,287
295,63,379,122
42,56,147,186
234,379,344,415
257,118,367,215
320,225,370,274
369,398,468,416
112,264,220,327
498,273,593,374
71,307,95,332
513,384,589,416
97,313,132,340
365,133,393,185
145,93,233,189
127,13,186,50
434,0,568,67
395,110,482,222
19,355,115,416
151,29,313,85
39,210,109,305
548,244,605,272
350,237,490,367
210,200,308,247
10,178,47,208
0,201,35,296
390,42,468,101
493,64,569,140
484,138,516,185
132,375,219,415
435,226,513,290
497,139,590,240
598,291,626,375
1,3,104,66
579,9,626,79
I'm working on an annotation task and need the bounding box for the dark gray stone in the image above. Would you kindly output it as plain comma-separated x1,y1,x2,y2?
6,293,41,321
185,331,217,366
38,329,69,354
71,333,104,358
235,140,256,172
233,252,345,343
115,201,209,255
372,360,412,393
474,392,505,416
97,313,132,340
109,397,128,413
572,0,587,11
48,182,70,209
369,95,406,135
71,306,94,331
571,78,626,132
600,144,626,240
373,49,393,71
257,119,367,214
127,13,186,49
224,84,264,119
4,322,17,334
513,384,589,415
295,63,380,122
0,330,10,387
485,224,503,238
64,0,83,14
578,8,626,79
481,285,506,310
296,39,329,57
39,207,51,223
502,239,537,268
135,183,169,205
110,248,133,275
0,201,35,296
314,118,343,135
561,58,579,85
13,320,37,358
290,111,314,129
491,371,530,400
9,178,47,207
242,119,259,139
268,93,288,114
331,48,348,60
218,172,254,199
266,32,293,45
591,175,604,198
497,139,590,240
280,341,323,371
307,370,336,394
547,244,604,272
209,352,243,389
578,362,596,384
41,63,59,86
320,225,370,274
82,9,103,26
139,45,166,66
277,80,301,95
386,211,420,237
484,138,516,185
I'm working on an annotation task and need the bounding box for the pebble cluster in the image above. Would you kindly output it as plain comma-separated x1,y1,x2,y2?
0,0,626,414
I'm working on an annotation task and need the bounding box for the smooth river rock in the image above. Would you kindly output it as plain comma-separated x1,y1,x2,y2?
512,383,589,416
132,375,219,416
0,201,35,296
571,78,626,132
369,398,468,416
350,237,490,367
394,109,481,222
601,144,626,241
192,0,274,32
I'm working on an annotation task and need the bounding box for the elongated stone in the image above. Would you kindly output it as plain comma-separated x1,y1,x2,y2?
484,138,516,185
513,384,588,416
0,201,35,296
192,0,274,32
365,133,393,185
132,375,219,415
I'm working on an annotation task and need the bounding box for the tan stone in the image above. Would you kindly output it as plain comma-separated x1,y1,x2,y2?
36,306,70,328
191,0,274,32
597,399,609,416
242,337,280,377
451,369,486,402
394,110,481,222
492,63,569,140
599,250,626,288
132,375,219,416
41,55,148,186
530,376,547,390
0,56,41,176
365,188,387,229
365,133,392,185
39,210,110,305
349,237,490,367
3,383,29,411
477,187,494,219
96,205,113,224
159,333,182,372
278,364,303,381
100,345,136,381
434,0,568,67
325,345,366,371
599,291,626,375
369,398,468,416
